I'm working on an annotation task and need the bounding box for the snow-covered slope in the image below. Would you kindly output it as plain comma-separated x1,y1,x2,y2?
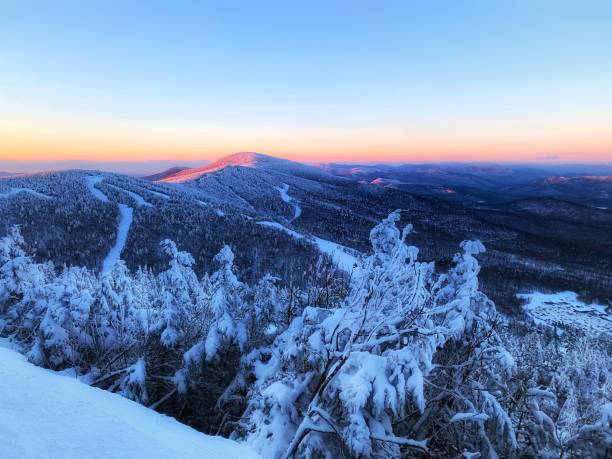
0,342,261,459
257,221,359,272
518,291,611,336
159,152,334,183
142,166,193,181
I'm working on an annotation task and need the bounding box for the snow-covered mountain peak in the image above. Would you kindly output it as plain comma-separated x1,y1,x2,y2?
212,151,277,167
158,152,332,183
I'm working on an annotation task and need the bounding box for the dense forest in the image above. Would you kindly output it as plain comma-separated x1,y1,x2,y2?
1,212,609,458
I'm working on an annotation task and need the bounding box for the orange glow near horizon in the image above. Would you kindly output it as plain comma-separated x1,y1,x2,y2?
2,2,612,166
1,120,610,164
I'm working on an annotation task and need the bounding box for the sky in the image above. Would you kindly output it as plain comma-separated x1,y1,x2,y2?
1,0,611,169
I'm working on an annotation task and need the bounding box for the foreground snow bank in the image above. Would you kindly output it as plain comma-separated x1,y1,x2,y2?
0,343,260,459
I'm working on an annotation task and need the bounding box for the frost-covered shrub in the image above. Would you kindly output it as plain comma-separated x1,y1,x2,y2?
158,239,206,348
236,211,516,458
504,325,611,458
1,213,608,458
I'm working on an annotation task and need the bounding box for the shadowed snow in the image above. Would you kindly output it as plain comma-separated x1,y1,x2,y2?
0,342,261,459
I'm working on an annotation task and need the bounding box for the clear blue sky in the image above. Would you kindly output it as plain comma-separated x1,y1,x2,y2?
1,0,611,164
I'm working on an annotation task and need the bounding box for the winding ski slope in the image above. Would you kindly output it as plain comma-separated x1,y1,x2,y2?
257,221,359,271
86,175,134,274
275,183,301,221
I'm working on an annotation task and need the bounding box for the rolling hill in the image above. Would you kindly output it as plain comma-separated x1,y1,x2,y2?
1,153,611,312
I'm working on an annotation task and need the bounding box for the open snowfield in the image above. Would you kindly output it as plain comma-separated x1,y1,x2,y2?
0,341,261,459
518,291,612,336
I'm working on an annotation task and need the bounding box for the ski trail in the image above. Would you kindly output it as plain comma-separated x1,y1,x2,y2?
257,221,358,272
0,188,51,199
85,175,109,202
106,184,154,208
139,187,170,200
85,176,134,275
274,184,301,221
102,204,133,275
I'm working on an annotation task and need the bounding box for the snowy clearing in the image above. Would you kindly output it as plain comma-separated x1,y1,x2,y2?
0,188,51,199
518,291,611,336
101,204,133,275
85,175,109,202
258,221,359,271
0,342,260,459
274,183,301,221
106,183,154,208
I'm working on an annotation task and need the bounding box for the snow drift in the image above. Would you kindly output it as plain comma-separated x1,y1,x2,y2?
0,342,260,459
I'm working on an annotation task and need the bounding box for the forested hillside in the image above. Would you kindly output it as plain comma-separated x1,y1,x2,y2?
1,210,609,457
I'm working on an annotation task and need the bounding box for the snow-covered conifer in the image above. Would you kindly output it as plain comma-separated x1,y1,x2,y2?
158,239,205,347
118,357,149,404
29,266,96,368
0,226,52,336
205,245,247,359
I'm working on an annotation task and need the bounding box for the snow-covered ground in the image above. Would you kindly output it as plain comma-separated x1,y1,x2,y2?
518,291,611,336
85,175,109,203
258,221,359,271
159,151,330,183
0,342,260,459
102,204,133,275
0,188,51,199
275,183,301,221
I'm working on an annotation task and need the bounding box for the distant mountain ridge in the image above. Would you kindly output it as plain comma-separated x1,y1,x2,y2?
142,166,192,181
543,175,612,184
2,152,611,313
158,152,333,183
